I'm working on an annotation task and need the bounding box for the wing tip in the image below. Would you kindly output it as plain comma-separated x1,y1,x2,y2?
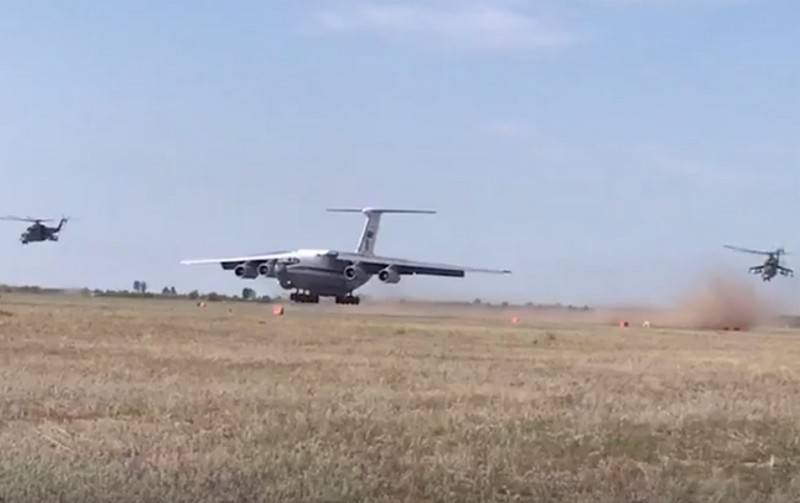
180,259,213,265
467,268,512,274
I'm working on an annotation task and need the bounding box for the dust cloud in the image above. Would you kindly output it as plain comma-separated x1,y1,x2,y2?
603,273,783,331
657,275,770,330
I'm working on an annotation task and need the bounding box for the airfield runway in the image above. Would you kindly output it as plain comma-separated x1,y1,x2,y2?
2,293,800,502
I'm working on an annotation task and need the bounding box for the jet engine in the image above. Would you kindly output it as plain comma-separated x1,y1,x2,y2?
234,263,258,279
257,262,275,277
343,264,366,281
378,267,400,284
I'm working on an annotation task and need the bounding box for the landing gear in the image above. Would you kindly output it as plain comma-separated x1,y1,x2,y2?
290,291,319,304
335,295,360,305
288,291,360,305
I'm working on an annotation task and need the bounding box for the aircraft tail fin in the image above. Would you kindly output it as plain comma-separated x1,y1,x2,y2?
326,207,436,255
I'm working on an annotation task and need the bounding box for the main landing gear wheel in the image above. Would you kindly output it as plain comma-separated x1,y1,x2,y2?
335,295,360,305
290,291,319,304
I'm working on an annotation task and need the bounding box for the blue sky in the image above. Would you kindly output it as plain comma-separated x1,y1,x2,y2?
0,0,797,306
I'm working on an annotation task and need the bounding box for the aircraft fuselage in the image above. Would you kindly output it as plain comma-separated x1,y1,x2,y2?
226,250,373,298
275,254,371,296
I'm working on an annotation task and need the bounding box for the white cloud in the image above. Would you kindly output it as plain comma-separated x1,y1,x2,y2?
306,0,749,53
584,0,753,8
309,3,575,52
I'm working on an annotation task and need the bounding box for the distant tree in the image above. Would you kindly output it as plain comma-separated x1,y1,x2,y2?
188,290,199,300
170,286,177,296
133,280,141,293
258,295,272,303
473,298,482,305
140,282,148,294
207,292,221,302
162,287,171,296
242,287,256,300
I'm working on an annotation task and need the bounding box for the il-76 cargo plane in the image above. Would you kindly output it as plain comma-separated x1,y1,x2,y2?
181,208,511,305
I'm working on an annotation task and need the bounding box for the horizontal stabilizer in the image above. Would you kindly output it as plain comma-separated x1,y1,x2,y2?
327,207,436,214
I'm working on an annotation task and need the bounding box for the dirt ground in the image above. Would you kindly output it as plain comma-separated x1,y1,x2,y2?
2,293,800,502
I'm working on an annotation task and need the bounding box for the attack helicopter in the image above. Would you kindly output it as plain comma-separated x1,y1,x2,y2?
724,245,794,281
1,216,69,245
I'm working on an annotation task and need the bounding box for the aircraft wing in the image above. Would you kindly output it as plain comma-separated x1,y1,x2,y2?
335,252,511,277
180,250,306,268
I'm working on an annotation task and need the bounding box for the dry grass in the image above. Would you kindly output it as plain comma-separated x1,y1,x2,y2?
2,293,800,502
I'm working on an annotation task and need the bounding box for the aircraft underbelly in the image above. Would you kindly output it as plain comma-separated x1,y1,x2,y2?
286,270,346,295
282,258,370,296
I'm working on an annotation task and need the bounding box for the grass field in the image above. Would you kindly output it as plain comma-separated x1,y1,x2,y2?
2,293,800,502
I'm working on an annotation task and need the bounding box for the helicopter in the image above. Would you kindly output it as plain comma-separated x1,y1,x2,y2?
1,216,69,245
724,245,794,281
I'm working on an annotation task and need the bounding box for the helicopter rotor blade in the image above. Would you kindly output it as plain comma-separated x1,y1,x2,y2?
724,245,773,256
0,215,43,223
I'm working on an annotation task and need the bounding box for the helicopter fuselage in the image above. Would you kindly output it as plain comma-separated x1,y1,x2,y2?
748,255,792,281
20,224,60,244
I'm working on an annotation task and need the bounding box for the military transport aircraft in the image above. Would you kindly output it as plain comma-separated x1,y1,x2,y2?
181,208,511,304
724,245,794,282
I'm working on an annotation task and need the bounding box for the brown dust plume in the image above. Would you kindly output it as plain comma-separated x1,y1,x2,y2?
659,274,771,330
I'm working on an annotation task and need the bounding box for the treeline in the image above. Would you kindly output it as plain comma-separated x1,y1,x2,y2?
95,283,275,303
383,297,592,311
0,283,276,303
472,299,592,311
0,284,66,295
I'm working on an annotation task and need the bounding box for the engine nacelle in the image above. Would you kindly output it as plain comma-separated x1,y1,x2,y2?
378,267,401,284
257,262,275,277
343,264,366,281
234,263,258,279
